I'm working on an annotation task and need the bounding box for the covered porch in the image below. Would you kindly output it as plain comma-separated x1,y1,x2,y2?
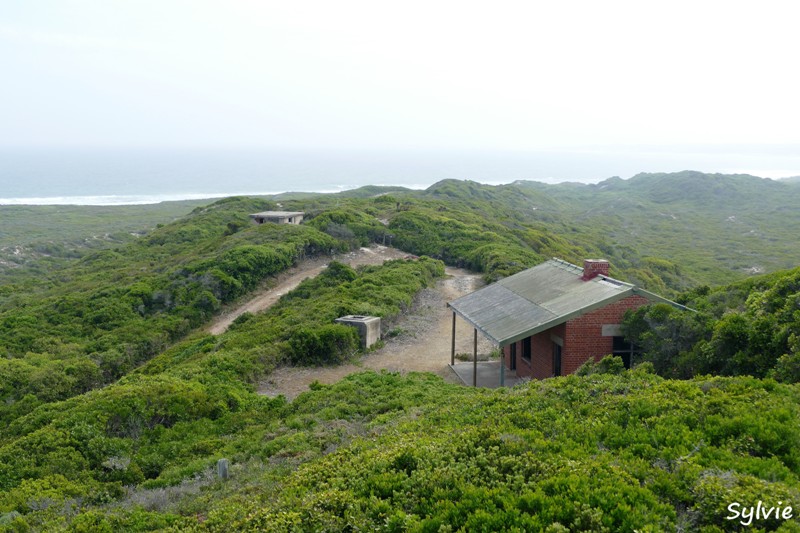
447,310,518,388
448,360,527,388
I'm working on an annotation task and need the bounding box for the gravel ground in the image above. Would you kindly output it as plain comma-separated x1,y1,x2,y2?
257,266,495,400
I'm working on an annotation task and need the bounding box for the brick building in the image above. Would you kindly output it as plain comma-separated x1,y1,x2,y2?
447,258,685,385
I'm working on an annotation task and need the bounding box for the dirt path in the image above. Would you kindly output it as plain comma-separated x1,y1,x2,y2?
257,266,494,400
208,245,410,335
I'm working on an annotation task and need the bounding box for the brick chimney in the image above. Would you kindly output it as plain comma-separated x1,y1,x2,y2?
582,259,610,280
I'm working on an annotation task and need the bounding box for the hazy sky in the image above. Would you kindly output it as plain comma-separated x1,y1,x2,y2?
2,1,799,152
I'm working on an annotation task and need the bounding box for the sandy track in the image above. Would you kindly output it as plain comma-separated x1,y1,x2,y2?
207,245,409,335
257,266,494,400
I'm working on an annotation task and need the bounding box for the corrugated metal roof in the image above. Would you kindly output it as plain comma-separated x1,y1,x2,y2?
448,259,640,346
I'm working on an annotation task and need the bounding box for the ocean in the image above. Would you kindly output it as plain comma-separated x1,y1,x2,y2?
1,147,799,205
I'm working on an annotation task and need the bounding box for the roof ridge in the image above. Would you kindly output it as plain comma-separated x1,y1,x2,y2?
548,257,635,287
548,257,583,275
596,275,634,289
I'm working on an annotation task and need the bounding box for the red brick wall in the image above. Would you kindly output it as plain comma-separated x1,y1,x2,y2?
503,323,566,379
504,339,538,378
562,295,650,374
530,331,551,379
503,296,648,379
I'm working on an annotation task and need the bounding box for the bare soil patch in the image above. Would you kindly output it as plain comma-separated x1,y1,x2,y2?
257,266,494,400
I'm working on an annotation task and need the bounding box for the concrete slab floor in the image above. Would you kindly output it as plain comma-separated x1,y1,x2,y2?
449,361,528,389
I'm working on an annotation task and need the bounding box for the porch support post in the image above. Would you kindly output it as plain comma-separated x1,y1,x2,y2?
451,311,456,366
473,327,478,387
500,346,505,387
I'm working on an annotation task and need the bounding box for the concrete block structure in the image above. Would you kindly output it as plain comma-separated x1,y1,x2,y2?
447,258,688,386
250,211,305,225
335,315,381,349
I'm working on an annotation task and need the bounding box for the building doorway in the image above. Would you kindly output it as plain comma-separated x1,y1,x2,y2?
552,342,562,376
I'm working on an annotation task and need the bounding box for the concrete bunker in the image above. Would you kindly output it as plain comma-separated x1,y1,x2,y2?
249,211,305,224
335,315,381,349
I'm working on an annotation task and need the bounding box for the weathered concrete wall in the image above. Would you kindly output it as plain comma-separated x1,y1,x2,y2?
335,315,381,349
250,213,304,225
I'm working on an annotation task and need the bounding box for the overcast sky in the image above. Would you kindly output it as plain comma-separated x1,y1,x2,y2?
2,1,799,152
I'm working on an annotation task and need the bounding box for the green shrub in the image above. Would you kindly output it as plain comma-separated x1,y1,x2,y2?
288,325,359,365
575,355,626,376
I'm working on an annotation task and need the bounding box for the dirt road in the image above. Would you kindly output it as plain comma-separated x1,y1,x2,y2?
207,245,409,335
207,244,494,400
257,266,494,400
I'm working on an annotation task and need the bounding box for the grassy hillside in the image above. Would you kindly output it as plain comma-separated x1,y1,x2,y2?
329,172,799,292
2,172,798,424
0,201,207,285
0,256,444,531
0,201,208,250
4,369,800,531
1,172,800,530
5,171,799,291
0,197,346,424
512,171,800,284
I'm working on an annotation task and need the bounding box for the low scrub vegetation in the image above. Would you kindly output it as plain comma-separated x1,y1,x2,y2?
0,257,443,530
2,174,800,530
0,198,344,425
5,369,798,531
623,266,800,381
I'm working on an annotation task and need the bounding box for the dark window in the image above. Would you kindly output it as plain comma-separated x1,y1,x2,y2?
612,336,640,369
552,343,562,376
522,337,531,362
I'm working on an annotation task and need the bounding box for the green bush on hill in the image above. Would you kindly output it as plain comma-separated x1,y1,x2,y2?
30,370,792,532
2,175,800,530
0,256,445,530
305,208,390,248
623,266,800,381
0,198,344,424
